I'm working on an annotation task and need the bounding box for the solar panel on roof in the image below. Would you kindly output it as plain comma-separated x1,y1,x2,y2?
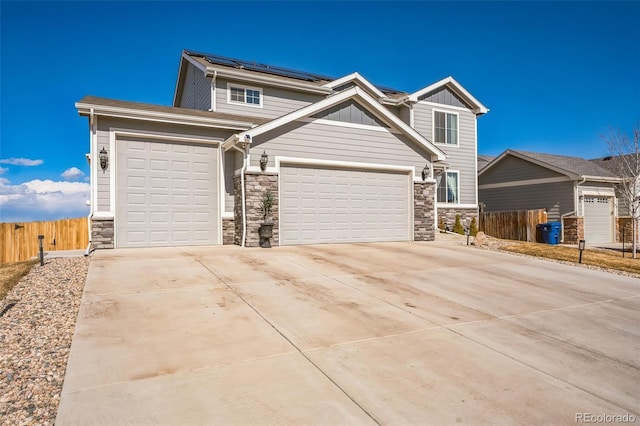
184,50,406,96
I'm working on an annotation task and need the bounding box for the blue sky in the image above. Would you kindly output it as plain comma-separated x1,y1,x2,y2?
1,1,639,222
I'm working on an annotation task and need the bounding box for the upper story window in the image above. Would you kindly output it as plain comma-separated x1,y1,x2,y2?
434,110,458,145
437,171,459,204
228,83,262,107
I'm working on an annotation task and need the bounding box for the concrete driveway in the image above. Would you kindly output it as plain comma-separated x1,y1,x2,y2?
56,239,639,425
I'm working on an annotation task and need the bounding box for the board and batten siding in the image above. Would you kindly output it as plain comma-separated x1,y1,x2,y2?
94,117,233,213
178,62,211,111
250,119,432,179
413,102,477,205
480,155,565,184
215,78,323,119
479,181,574,222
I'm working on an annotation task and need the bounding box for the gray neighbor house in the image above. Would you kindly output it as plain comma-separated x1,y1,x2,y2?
478,150,634,245
77,50,488,249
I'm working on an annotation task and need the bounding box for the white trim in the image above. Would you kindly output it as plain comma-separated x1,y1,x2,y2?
436,169,461,205
297,117,400,134
238,87,446,161
221,212,234,219
210,71,217,112
408,76,489,115
474,116,478,206
436,203,479,209
432,109,460,147
108,127,223,248
275,156,416,174
92,211,114,219
226,82,263,108
579,188,616,197
479,176,571,189
409,104,414,128
91,114,98,213
76,102,257,131
322,72,385,98
417,100,474,113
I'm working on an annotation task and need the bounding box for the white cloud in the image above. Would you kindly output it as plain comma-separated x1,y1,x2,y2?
0,166,7,174
0,158,44,166
0,179,90,222
61,167,85,181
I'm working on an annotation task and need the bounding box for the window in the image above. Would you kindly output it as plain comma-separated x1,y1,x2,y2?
434,111,458,145
228,84,262,107
437,171,459,204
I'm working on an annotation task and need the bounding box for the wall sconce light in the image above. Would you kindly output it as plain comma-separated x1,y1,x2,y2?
99,147,109,172
260,150,268,172
421,163,430,181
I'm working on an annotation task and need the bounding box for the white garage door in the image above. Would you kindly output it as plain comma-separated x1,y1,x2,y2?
583,196,613,244
280,165,411,245
116,137,219,248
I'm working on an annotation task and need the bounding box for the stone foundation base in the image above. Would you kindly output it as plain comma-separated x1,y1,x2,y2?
562,216,584,244
91,216,114,249
617,217,638,243
438,207,478,232
222,218,235,245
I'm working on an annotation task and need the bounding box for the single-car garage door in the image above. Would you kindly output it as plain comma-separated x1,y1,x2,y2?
583,196,613,244
280,165,411,245
116,137,220,248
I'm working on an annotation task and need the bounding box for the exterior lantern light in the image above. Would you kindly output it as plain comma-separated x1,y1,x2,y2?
578,239,586,264
260,150,268,172
421,163,430,181
99,147,109,172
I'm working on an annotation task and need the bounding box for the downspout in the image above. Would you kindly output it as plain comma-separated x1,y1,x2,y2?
84,108,95,256
230,142,248,247
563,176,587,243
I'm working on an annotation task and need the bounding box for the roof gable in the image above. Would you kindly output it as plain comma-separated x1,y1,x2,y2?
228,87,446,161
409,76,488,115
322,72,386,99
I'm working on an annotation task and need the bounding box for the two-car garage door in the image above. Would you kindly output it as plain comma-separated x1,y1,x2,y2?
116,137,219,248
279,165,411,245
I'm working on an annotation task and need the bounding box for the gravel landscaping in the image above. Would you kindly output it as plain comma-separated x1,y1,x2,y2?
0,257,88,425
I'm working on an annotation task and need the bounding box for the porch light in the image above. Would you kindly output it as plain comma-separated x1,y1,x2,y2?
99,147,109,172
421,163,430,181
260,150,268,172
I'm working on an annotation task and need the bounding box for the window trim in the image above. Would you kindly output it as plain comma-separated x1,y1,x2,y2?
436,170,460,204
226,83,263,108
432,109,459,147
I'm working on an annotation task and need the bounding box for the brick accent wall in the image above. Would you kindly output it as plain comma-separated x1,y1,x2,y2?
414,182,436,241
243,172,279,248
562,216,583,244
438,207,478,232
222,218,235,245
91,216,114,249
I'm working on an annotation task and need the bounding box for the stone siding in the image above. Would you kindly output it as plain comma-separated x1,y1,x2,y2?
414,182,436,241
562,216,583,244
438,207,478,232
222,218,235,245
91,216,114,249
617,217,636,244
243,172,279,248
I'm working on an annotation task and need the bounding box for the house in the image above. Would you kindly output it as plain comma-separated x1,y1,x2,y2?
478,149,628,244
77,50,488,249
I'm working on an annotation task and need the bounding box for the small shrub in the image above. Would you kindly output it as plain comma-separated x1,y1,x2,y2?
469,217,478,236
261,191,274,221
452,214,465,235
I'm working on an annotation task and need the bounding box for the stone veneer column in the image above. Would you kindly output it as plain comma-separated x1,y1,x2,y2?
617,217,634,243
91,216,114,249
222,218,235,245
414,181,436,241
562,216,583,244
237,172,279,248
438,207,479,231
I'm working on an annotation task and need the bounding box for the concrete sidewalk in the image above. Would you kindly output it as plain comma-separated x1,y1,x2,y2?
56,242,639,425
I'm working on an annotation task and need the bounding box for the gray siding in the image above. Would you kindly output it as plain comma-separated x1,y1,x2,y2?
250,120,432,180
418,87,470,109
480,155,565,184
215,78,322,118
398,106,410,125
94,117,233,213
413,103,477,204
178,62,211,111
313,100,387,127
479,181,574,222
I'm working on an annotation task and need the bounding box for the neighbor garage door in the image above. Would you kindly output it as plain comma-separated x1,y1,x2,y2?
583,196,613,244
280,165,410,245
116,137,219,248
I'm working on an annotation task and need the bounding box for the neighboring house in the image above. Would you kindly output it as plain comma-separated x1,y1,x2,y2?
77,50,488,249
477,155,495,174
478,149,626,244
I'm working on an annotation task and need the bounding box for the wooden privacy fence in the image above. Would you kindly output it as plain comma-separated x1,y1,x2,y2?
479,209,548,242
0,217,89,264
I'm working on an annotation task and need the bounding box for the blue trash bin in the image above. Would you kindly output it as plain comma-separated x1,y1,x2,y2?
547,221,561,245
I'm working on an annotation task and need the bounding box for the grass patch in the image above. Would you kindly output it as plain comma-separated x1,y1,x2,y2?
499,241,640,275
0,260,38,301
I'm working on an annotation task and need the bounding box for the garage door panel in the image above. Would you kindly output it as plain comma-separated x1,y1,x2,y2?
584,197,613,244
280,165,410,245
117,138,219,248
